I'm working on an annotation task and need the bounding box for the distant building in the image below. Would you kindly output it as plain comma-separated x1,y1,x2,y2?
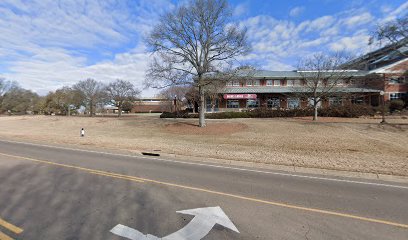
131,98,171,113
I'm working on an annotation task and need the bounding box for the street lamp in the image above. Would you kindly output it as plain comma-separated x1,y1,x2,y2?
380,91,386,124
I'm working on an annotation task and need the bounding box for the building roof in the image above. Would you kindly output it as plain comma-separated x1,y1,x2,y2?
222,87,381,94
369,58,408,74
233,70,369,79
342,38,408,71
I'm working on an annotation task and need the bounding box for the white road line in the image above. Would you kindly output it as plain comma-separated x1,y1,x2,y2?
0,139,407,190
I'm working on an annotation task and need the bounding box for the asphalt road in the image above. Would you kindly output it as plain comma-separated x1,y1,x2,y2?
0,139,407,240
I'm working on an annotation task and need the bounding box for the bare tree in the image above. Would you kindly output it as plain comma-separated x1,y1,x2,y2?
105,79,140,117
203,79,225,112
159,86,190,113
370,15,408,55
145,0,250,127
294,53,353,121
73,78,106,117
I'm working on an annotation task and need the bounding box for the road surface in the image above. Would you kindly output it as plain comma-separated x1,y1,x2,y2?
0,139,407,239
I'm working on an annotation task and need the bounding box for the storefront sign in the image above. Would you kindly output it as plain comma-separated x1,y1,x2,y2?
223,94,257,99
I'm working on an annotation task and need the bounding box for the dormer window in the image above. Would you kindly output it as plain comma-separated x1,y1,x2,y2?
274,80,281,86
253,80,260,86
266,80,273,86
232,80,240,87
246,80,253,86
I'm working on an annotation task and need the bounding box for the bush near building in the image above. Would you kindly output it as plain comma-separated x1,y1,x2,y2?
389,100,405,112
160,105,376,119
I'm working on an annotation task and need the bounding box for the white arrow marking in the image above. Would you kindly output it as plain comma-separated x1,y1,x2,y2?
110,206,239,240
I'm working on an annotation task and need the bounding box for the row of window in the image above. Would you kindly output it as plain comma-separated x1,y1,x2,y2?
226,79,349,87
226,80,302,87
222,93,406,109
388,77,406,84
390,92,406,100
226,97,345,109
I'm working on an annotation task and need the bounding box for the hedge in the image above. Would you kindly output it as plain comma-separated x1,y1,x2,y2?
160,105,376,119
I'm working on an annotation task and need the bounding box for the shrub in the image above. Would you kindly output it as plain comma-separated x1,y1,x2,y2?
319,105,375,118
389,100,405,112
160,110,190,118
160,105,376,119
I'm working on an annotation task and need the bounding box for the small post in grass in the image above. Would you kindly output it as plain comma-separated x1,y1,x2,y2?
80,128,85,137
380,91,386,124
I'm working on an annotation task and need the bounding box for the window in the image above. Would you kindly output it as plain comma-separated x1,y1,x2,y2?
246,99,260,108
266,80,273,86
287,98,300,109
227,100,239,108
389,77,405,84
351,97,364,104
206,97,219,112
329,97,342,106
267,97,280,108
253,80,260,86
390,93,404,100
246,80,252,86
232,80,240,87
273,80,281,86
226,81,233,87
286,80,294,86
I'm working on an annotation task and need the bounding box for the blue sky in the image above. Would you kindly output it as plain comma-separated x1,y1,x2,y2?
0,0,407,96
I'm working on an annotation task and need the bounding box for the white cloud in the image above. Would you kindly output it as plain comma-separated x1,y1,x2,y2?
0,0,171,97
289,6,305,17
343,12,373,27
329,34,371,52
306,16,335,31
233,2,248,16
1,46,158,96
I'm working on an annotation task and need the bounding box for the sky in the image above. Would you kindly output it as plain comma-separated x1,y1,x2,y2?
0,0,407,97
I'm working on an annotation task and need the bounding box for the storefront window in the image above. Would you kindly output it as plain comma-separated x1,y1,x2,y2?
227,100,239,108
206,97,219,112
246,99,260,108
267,98,280,108
287,98,300,109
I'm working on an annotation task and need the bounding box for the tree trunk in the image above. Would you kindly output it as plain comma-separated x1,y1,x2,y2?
313,104,318,121
118,105,122,117
89,100,93,117
67,105,70,116
198,85,206,127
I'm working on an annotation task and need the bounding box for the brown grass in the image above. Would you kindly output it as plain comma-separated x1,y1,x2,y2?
0,115,407,176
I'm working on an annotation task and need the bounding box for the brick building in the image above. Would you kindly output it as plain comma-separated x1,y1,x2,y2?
131,98,171,113
207,40,407,112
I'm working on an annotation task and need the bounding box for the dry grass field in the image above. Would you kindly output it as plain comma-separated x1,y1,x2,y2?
0,115,407,176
